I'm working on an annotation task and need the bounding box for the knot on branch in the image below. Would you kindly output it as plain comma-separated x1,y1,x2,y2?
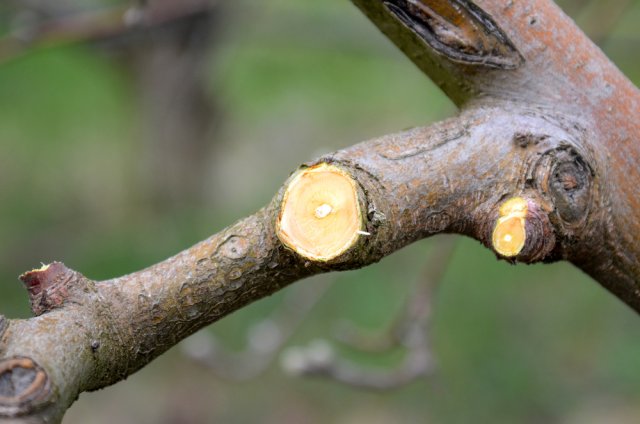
19,262,89,316
527,143,597,249
0,357,52,418
487,129,596,264
539,147,594,228
483,127,597,263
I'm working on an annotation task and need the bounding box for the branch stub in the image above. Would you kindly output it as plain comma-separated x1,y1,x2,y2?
276,163,364,262
0,357,51,417
492,197,528,257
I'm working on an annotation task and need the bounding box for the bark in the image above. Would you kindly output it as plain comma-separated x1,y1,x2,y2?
0,0,638,422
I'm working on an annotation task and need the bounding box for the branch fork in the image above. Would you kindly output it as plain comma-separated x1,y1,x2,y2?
1,0,639,421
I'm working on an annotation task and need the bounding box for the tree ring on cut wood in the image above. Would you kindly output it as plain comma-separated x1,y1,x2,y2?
277,163,364,262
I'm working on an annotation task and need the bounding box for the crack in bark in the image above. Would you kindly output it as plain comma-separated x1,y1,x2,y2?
381,0,524,69
378,127,468,160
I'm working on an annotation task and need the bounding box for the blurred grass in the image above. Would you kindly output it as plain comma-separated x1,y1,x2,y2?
1,0,640,423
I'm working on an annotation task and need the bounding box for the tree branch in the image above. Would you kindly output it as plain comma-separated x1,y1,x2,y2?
1,0,639,422
0,105,606,422
352,0,640,312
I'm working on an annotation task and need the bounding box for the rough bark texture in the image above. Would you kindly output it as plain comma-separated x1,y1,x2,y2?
0,0,638,422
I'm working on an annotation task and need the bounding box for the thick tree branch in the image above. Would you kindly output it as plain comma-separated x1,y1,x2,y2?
0,106,605,422
352,0,640,311
1,0,639,422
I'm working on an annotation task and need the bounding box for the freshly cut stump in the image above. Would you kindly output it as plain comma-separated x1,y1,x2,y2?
492,197,528,257
277,163,363,262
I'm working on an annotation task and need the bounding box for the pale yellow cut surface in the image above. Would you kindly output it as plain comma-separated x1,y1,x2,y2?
277,163,362,261
499,196,528,218
492,197,528,257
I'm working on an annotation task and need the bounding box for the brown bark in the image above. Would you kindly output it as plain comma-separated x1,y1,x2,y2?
0,1,638,422
353,0,640,306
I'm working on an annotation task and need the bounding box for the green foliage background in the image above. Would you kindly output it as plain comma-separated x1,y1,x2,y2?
1,0,640,422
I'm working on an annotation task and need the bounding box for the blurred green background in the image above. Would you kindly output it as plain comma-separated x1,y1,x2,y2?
1,0,640,423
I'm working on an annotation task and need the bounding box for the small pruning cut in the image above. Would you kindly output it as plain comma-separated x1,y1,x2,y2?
276,163,363,262
0,357,51,417
492,197,528,257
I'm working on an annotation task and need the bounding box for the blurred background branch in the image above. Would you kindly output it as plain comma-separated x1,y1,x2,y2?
1,0,225,213
181,276,334,382
279,238,457,390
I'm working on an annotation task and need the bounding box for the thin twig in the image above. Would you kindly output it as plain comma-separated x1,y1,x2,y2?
0,1,213,63
181,276,334,382
281,237,458,390
280,339,432,391
334,237,457,352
